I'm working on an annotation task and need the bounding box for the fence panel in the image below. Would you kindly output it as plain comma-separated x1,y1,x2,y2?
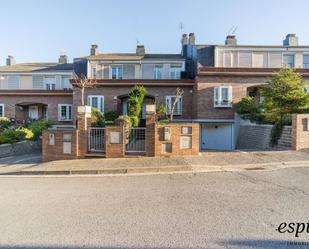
125,128,146,153
88,127,105,152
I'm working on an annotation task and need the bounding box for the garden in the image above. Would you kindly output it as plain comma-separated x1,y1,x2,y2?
0,117,53,145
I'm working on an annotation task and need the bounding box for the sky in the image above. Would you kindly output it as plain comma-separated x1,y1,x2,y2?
1,0,309,64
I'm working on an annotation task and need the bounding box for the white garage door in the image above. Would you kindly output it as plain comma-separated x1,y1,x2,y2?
200,123,233,151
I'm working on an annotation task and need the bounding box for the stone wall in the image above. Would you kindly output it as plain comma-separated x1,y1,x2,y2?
237,124,292,150
0,140,41,158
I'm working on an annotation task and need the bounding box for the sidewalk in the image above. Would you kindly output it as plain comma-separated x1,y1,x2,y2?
1,150,309,176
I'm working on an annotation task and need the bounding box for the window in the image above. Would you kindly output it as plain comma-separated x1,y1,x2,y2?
283,54,295,68
61,76,72,89
169,64,182,79
92,67,97,79
111,65,123,79
154,65,163,79
58,104,72,121
87,95,104,113
0,104,4,117
8,76,20,89
180,126,192,149
44,76,56,90
303,55,309,68
165,96,183,115
214,86,232,108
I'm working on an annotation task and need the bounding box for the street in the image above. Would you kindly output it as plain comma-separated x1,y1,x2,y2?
0,167,309,249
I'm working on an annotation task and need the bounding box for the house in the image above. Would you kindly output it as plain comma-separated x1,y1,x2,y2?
184,33,309,150
73,44,194,126
0,55,74,124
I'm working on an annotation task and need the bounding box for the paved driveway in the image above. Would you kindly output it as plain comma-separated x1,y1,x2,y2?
0,167,308,248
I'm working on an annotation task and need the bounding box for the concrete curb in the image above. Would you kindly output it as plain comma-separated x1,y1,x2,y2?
1,160,309,176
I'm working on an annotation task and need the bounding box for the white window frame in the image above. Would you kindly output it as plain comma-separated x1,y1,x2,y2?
0,104,4,117
92,67,97,79
154,65,163,79
110,65,123,80
87,95,104,113
7,76,20,89
165,96,183,115
44,76,56,90
214,86,232,108
169,64,182,79
58,104,72,121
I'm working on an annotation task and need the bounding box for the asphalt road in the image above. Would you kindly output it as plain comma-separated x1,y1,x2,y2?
0,167,309,249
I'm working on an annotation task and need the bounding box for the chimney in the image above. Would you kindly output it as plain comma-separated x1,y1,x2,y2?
188,33,195,45
225,35,237,45
90,44,98,56
181,34,188,46
136,45,145,55
283,34,298,46
58,54,68,64
6,55,16,66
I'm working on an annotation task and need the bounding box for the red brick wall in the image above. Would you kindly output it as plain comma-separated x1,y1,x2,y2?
105,126,125,158
42,130,78,162
73,85,194,121
195,75,268,119
0,95,73,124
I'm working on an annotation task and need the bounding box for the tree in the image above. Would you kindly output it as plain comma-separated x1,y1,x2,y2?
127,85,147,127
168,87,184,122
260,68,309,120
72,73,96,106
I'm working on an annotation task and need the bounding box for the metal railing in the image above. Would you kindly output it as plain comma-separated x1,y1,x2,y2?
125,128,146,153
88,127,105,152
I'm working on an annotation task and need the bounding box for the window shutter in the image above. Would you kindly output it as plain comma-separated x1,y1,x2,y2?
100,96,104,113
214,87,219,106
165,97,170,114
228,86,233,105
179,97,183,115
58,105,61,121
87,96,91,106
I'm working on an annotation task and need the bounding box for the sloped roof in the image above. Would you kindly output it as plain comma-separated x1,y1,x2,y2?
82,53,184,60
0,63,73,72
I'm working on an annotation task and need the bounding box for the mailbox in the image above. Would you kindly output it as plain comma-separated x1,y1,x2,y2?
49,134,55,146
164,127,171,141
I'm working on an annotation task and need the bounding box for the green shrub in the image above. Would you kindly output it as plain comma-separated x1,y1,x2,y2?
91,108,105,127
104,110,120,121
0,129,25,144
16,127,34,140
127,85,146,127
236,96,265,123
27,120,53,140
116,115,132,128
0,117,11,131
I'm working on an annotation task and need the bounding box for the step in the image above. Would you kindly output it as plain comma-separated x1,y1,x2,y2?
85,153,105,158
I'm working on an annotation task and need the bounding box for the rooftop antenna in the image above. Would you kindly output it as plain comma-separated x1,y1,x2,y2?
228,26,238,35
136,39,140,45
179,22,184,34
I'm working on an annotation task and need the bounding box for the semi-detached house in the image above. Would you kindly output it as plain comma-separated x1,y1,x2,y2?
0,55,73,124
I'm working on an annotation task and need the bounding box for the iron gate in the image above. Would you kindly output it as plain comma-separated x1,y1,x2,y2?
88,127,105,152
125,128,146,153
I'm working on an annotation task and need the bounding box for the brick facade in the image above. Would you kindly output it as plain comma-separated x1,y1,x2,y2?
0,93,73,124
105,126,125,158
292,114,309,150
73,85,194,121
194,75,268,119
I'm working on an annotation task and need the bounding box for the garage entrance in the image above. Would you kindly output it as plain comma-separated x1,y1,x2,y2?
200,123,234,151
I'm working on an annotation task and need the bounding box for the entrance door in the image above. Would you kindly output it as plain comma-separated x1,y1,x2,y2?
28,105,39,120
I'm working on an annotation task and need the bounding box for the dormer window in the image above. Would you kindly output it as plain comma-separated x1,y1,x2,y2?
44,76,56,90
283,54,295,68
303,55,309,69
111,65,123,80
154,65,163,79
170,64,182,79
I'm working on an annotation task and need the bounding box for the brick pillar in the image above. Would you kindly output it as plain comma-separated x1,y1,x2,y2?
145,105,156,157
105,125,125,158
76,106,92,158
